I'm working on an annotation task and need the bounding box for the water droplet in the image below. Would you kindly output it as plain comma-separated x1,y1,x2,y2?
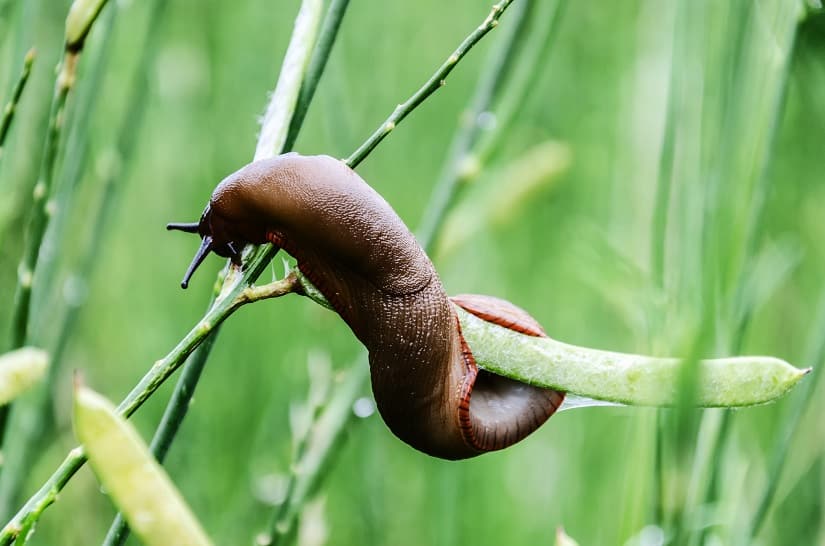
352,397,375,418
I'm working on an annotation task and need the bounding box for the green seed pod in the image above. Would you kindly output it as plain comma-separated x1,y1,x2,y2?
73,384,213,546
64,0,108,51
456,306,810,407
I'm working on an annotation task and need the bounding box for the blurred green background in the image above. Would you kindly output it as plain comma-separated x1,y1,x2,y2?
0,0,823,544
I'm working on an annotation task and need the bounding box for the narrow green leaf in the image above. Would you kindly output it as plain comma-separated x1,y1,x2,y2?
73,385,213,546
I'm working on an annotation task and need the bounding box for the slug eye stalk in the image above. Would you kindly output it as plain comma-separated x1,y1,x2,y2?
167,211,245,288
165,222,200,234
177,234,213,289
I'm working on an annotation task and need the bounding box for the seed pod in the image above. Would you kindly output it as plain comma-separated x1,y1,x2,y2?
73,383,213,546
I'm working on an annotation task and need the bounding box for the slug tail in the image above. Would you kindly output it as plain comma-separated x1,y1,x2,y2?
451,294,564,453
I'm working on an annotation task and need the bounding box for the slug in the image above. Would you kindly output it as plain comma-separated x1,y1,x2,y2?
168,153,563,460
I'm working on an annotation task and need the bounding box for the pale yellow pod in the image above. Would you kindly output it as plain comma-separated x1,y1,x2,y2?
555,527,580,546
0,347,48,405
64,0,107,49
73,385,213,546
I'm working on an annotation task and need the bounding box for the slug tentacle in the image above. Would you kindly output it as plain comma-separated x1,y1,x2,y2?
166,222,200,234
179,236,213,289
169,154,561,459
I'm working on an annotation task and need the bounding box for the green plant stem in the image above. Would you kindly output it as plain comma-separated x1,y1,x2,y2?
254,0,322,162
344,0,515,169
0,0,162,523
101,327,221,546
2,56,74,443
267,362,368,546
649,24,679,291
7,53,72,347
35,5,118,296
692,9,800,544
649,1,681,526
416,0,529,248
2,0,111,444
743,292,825,542
470,0,567,167
0,48,35,161
282,0,350,153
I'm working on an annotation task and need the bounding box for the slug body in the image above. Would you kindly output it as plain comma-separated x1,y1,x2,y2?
168,153,562,459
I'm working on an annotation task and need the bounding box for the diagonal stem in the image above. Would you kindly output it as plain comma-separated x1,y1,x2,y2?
0,48,35,161
345,0,515,169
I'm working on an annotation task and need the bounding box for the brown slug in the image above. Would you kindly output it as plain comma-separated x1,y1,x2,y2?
168,153,563,460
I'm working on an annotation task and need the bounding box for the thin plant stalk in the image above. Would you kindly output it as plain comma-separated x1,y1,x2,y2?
254,0,322,162
3,0,112,442
0,0,164,522
0,48,35,162
690,5,800,543
649,0,681,526
34,4,118,297
265,361,368,546
743,292,825,543
416,0,530,248
344,0,515,168
282,0,350,153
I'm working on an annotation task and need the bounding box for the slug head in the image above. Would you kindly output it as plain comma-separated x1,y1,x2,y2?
167,204,256,289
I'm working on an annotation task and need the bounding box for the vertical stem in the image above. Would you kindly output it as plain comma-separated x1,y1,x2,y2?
2,0,112,442
2,53,74,442
254,0,322,162
282,0,351,153
692,6,800,543
0,0,161,522
742,292,825,543
649,0,682,528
